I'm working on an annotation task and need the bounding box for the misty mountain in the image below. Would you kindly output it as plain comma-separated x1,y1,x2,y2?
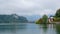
0,14,28,23
25,15,41,22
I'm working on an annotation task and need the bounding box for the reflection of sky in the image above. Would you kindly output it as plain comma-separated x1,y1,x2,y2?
0,0,60,16
0,23,57,34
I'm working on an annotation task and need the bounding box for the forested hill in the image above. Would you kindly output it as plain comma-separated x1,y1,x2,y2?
0,14,28,23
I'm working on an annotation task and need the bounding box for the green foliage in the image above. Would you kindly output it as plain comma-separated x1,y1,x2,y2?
53,9,60,22
55,9,60,17
53,17,60,22
36,15,48,24
56,24,60,34
36,18,43,24
36,20,40,24
42,15,48,24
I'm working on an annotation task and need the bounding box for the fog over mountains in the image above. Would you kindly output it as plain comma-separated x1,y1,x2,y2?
25,15,41,21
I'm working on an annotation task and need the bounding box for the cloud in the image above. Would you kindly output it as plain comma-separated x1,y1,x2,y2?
0,0,60,16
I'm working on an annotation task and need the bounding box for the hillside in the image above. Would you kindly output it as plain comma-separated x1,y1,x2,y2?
0,14,28,23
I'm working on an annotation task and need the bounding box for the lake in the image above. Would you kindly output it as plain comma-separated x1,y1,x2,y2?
0,23,60,34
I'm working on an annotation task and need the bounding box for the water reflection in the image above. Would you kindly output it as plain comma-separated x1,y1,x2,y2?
0,23,27,34
38,24,48,34
0,28,16,34
42,24,48,34
0,23,60,34
38,24,56,34
56,24,60,34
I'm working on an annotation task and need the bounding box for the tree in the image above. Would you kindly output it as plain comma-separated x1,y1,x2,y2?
42,15,48,24
55,9,60,17
36,15,48,24
36,18,43,24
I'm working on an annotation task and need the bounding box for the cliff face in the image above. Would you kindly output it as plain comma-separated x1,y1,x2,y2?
0,14,28,23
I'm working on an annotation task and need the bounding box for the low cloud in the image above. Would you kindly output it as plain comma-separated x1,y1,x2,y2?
0,0,60,16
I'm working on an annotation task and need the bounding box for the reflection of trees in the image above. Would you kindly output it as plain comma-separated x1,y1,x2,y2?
42,24,48,34
56,24,60,34
43,24,47,31
39,24,48,34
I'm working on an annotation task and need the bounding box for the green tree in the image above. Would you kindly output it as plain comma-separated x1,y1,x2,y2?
55,9,60,17
36,15,48,24
42,15,48,24
36,18,43,24
54,9,60,22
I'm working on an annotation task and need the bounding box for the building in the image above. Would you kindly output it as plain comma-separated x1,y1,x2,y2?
48,17,54,23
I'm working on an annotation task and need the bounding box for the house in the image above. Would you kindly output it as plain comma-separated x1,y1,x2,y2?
48,17,54,23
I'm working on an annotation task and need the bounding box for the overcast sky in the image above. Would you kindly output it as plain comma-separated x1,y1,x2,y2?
0,0,60,16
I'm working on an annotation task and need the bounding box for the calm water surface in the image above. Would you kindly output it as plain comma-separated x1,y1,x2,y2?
0,23,60,34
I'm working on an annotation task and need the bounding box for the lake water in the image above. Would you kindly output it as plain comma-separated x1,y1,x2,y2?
0,23,60,34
